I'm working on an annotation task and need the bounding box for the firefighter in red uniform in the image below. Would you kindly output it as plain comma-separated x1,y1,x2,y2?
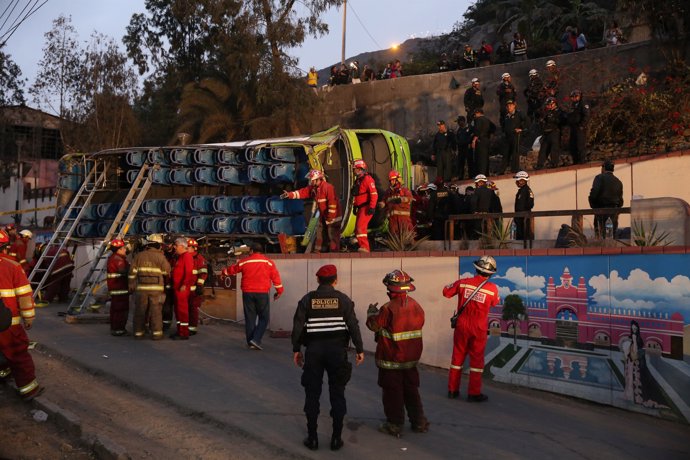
381,170,414,235
222,241,283,349
351,159,378,252
17,230,33,274
443,255,500,402
170,237,196,340
282,169,342,253
34,244,74,303
107,239,130,336
187,238,207,336
5,223,23,263
366,270,429,437
0,229,43,400
162,241,178,331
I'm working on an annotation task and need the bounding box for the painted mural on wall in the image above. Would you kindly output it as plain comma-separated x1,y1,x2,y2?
459,254,690,423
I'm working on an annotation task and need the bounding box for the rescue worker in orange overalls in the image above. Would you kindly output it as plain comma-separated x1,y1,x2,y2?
282,169,342,253
129,233,171,340
170,237,195,340
187,238,207,336
366,270,429,438
161,241,178,331
381,170,414,235
443,255,500,402
351,159,378,252
5,223,22,263
0,229,43,400
17,230,33,274
107,238,130,336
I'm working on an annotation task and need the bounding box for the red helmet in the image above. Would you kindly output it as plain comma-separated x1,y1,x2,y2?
4,223,15,232
110,239,125,249
0,229,9,247
382,269,416,293
187,238,198,248
305,169,325,181
388,170,401,182
353,159,367,170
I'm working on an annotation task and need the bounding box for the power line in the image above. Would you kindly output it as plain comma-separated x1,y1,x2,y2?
348,0,382,51
0,0,22,36
0,0,49,47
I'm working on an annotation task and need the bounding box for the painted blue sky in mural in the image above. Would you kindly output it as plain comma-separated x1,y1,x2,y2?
459,254,690,325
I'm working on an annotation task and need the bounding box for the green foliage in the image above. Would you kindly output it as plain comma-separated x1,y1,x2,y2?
479,218,512,249
630,220,673,246
502,293,528,321
380,225,428,251
0,47,25,105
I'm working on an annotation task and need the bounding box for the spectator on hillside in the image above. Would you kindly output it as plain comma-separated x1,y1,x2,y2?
461,44,477,69
380,62,392,79
337,64,350,85
390,59,402,78
477,40,493,67
438,53,451,72
576,30,588,51
361,64,376,82
464,77,484,125
568,28,579,53
510,33,528,61
561,26,575,53
605,21,624,46
307,67,318,93
329,65,339,86
524,69,546,123
495,39,511,64
350,61,361,84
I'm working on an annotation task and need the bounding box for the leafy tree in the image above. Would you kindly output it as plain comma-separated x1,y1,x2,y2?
29,15,81,118
502,293,528,349
0,46,26,105
124,0,343,144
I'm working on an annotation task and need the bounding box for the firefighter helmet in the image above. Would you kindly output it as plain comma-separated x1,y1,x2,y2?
146,233,164,244
529,69,538,77
426,183,437,191
353,159,367,170
514,171,529,181
471,77,480,84
388,170,401,182
474,174,488,183
187,238,198,248
305,169,324,181
501,72,511,79
546,60,556,67
110,238,125,249
473,255,497,275
19,229,33,239
0,229,9,247
382,269,416,293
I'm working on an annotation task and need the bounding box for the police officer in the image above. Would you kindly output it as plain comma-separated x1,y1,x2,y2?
536,97,564,169
292,264,364,452
514,171,535,240
432,120,457,182
471,108,496,176
464,78,484,125
566,89,590,164
500,99,529,174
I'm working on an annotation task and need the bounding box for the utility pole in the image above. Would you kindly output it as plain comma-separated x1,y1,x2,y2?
341,0,347,65
15,139,24,226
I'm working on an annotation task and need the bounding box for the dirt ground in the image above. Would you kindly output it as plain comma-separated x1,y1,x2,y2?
0,347,302,460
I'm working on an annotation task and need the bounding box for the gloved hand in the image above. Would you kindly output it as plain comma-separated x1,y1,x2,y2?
273,292,282,301
23,317,33,330
221,268,229,277
390,197,402,204
280,191,289,199
367,302,379,315
366,207,375,216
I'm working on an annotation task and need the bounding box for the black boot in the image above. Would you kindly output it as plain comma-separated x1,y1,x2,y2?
303,436,318,450
330,436,344,451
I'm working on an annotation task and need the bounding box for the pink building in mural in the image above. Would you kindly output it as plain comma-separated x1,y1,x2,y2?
488,267,685,359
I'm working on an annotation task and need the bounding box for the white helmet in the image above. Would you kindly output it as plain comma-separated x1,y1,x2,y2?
546,60,556,67
514,171,530,181
473,255,497,275
471,77,480,84
528,69,538,77
146,233,164,244
19,229,33,239
501,72,511,79
426,183,438,191
474,174,488,183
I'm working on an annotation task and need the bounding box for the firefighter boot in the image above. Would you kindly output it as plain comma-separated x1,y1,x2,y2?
378,421,402,438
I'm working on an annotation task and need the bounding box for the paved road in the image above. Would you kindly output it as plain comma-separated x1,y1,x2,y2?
29,304,690,460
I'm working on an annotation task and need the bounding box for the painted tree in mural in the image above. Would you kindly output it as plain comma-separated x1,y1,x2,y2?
502,294,528,350
124,0,344,144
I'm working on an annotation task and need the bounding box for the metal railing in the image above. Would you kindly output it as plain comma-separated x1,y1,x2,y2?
444,207,632,250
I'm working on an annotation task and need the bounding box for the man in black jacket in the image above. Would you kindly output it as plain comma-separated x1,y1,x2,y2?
432,120,457,182
292,264,365,452
471,109,496,176
455,115,474,179
500,100,529,174
536,97,564,169
464,78,484,125
566,89,590,164
589,160,623,238
514,171,534,240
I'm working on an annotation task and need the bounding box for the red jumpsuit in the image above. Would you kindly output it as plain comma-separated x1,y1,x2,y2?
189,251,208,334
366,293,428,429
172,251,196,338
107,251,130,334
352,173,378,252
443,274,499,397
287,180,342,252
0,256,41,399
383,185,414,234
38,246,74,302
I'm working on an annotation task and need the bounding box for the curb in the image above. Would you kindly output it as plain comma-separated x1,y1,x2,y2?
34,396,130,460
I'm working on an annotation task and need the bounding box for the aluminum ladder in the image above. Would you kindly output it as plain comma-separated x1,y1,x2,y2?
67,163,154,315
28,160,108,298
